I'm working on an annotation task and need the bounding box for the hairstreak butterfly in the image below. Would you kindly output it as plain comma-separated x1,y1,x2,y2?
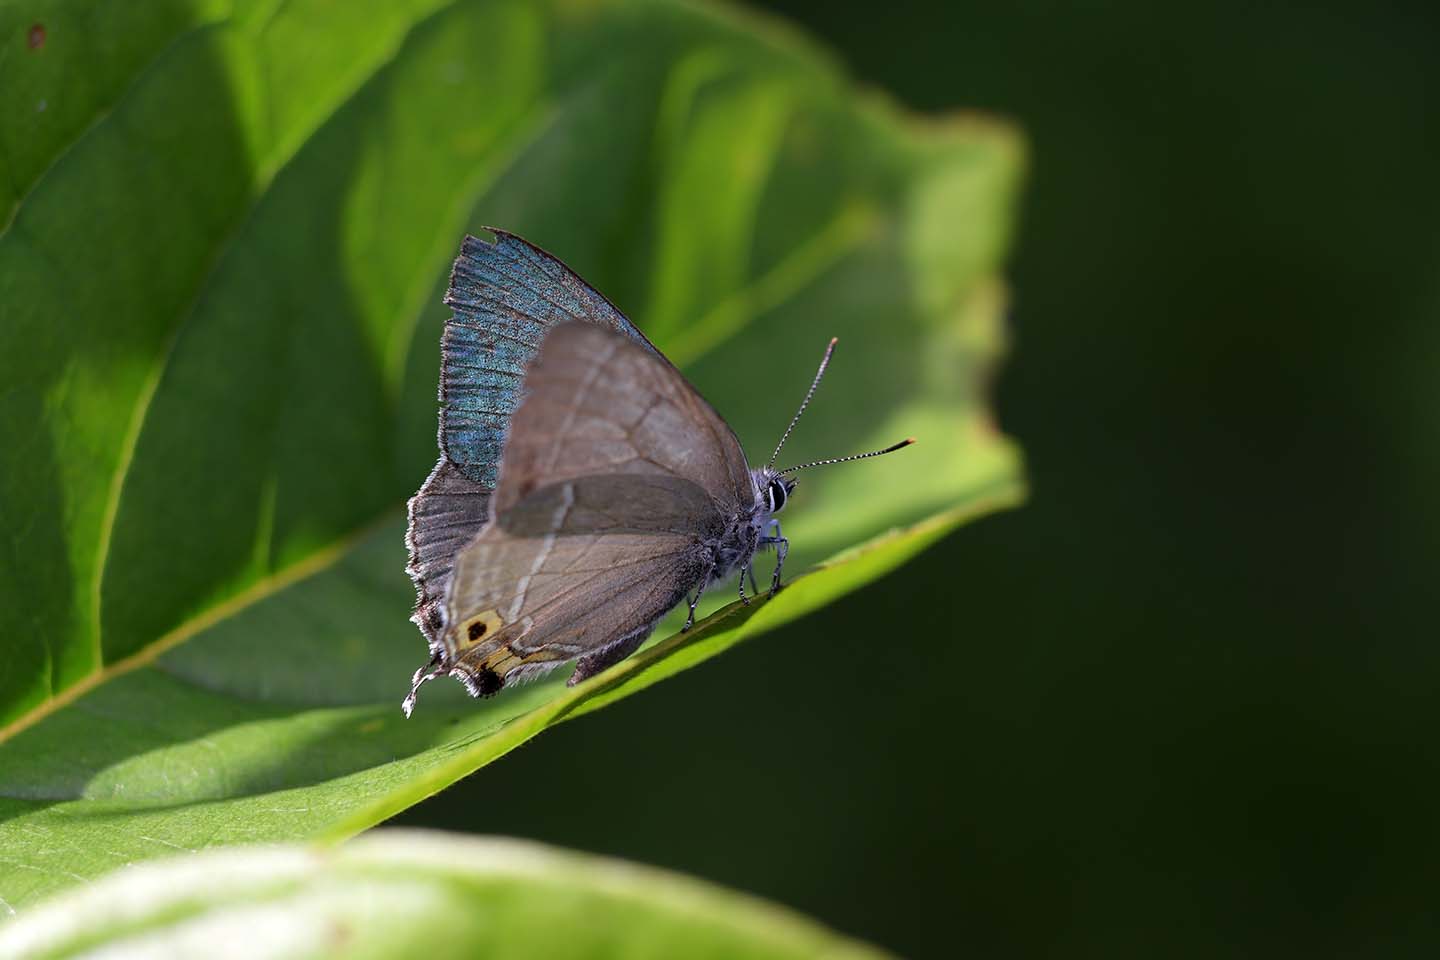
403,231,912,715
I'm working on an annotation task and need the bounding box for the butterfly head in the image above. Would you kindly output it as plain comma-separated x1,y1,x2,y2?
758,470,798,516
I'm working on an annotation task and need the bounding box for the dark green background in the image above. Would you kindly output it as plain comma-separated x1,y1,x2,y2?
396,1,1440,955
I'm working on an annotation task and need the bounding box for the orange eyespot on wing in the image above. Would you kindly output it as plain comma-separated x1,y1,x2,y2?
454,609,504,650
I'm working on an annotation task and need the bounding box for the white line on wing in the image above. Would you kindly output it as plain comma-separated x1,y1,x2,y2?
508,481,575,625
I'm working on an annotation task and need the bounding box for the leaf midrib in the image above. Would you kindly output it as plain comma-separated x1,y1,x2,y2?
0,512,393,746
313,482,1026,842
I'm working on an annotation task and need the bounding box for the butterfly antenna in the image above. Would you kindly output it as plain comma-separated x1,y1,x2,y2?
767,337,839,470
778,437,916,475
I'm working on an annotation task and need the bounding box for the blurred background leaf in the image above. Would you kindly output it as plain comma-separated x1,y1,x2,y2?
0,830,889,959
0,0,1020,917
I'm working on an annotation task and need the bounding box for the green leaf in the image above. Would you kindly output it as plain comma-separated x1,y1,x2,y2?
0,0,1023,911
0,830,891,958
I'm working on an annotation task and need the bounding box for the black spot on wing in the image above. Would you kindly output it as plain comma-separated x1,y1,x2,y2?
477,667,504,697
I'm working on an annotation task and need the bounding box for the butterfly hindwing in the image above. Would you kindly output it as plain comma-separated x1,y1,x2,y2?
404,460,491,639
441,323,758,692
444,474,717,690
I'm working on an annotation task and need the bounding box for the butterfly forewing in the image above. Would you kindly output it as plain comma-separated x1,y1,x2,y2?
441,323,757,691
439,231,658,485
492,322,754,515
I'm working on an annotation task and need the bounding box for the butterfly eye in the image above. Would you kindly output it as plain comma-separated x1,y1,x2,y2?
765,477,789,514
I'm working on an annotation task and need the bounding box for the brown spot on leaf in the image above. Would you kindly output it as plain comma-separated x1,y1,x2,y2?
27,23,45,50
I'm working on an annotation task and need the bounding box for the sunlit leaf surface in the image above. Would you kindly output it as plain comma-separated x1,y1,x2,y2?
0,0,1023,911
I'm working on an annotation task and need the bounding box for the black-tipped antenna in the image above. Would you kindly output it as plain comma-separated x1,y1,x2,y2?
779,437,916,475
767,337,839,470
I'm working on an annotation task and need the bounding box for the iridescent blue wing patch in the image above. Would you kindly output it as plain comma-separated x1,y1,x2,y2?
406,230,655,647
441,230,655,485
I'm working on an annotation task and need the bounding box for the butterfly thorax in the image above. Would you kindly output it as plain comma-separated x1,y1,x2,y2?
703,467,790,583
707,506,764,584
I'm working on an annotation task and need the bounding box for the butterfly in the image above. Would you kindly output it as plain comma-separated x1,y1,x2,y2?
402,230,912,715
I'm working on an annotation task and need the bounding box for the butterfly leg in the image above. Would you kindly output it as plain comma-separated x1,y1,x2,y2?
683,586,705,630
746,562,760,598
762,519,789,596
684,560,716,631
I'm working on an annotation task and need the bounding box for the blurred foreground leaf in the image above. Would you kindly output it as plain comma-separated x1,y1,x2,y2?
0,830,889,958
0,0,1023,910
